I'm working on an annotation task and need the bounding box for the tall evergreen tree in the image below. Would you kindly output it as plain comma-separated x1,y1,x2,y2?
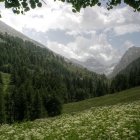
32,91,42,120
0,79,5,124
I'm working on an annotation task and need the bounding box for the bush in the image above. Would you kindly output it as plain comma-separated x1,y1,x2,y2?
46,97,62,117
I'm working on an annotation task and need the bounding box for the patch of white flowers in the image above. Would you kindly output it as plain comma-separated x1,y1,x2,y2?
0,101,140,140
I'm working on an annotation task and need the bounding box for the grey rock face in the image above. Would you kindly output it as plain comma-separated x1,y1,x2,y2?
110,47,140,77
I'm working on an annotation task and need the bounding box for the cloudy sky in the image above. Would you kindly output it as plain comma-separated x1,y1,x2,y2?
0,0,140,66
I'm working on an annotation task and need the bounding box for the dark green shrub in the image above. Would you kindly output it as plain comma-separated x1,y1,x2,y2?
46,97,62,117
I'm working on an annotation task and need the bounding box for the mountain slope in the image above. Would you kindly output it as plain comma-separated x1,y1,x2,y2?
120,56,140,74
111,46,140,77
0,20,52,50
110,56,140,93
0,21,108,103
0,32,109,123
0,20,98,74
0,20,116,75
0,20,31,40
119,56,140,87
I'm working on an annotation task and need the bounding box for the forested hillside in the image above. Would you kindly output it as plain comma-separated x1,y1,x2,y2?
0,33,109,123
110,57,140,93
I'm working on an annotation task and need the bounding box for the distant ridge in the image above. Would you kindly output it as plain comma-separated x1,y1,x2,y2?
70,57,117,75
0,20,31,40
0,20,51,50
110,46,140,77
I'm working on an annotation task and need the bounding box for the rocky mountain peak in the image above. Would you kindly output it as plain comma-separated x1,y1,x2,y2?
110,46,140,77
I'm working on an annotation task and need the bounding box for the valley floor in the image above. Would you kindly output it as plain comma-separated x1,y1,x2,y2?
0,87,140,140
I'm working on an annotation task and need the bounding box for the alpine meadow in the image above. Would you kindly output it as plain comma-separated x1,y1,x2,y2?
0,0,140,140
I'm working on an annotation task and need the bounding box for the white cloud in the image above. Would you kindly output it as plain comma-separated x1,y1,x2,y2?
1,2,140,35
66,30,80,36
47,32,119,65
114,24,140,35
47,41,80,59
0,1,140,66
0,0,81,32
1,1,140,36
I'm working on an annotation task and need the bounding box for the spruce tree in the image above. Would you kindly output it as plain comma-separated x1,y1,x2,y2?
32,91,42,120
0,84,5,124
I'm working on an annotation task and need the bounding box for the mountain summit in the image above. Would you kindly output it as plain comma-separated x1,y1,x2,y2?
110,46,140,77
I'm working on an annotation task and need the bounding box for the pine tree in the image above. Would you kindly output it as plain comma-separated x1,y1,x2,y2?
9,86,27,122
32,91,42,120
0,84,5,124
4,92,14,123
24,83,34,120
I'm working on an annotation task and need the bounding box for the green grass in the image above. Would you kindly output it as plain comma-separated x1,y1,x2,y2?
0,100,140,140
63,86,140,114
0,84,140,139
0,72,11,92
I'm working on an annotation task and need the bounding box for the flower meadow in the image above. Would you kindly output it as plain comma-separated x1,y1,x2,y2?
0,101,140,140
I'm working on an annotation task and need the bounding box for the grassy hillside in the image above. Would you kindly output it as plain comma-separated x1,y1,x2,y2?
0,100,140,140
63,86,140,114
